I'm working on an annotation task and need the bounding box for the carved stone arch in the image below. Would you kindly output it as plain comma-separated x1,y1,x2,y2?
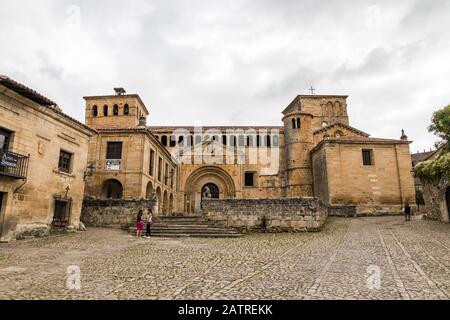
183,166,236,214
326,101,333,116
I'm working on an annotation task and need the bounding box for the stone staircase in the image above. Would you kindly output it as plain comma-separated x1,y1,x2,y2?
127,214,242,238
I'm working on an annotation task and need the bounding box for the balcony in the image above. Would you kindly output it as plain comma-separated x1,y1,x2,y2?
0,149,29,179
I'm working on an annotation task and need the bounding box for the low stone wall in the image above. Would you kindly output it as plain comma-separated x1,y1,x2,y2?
81,198,157,229
328,205,357,217
202,197,328,233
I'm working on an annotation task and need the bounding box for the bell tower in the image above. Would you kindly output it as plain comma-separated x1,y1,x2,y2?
282,109,314,197
84,88,149,129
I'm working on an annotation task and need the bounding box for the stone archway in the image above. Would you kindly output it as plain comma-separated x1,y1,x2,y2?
146,181,154,199
155,187,162,215
101,179,123,199
163,191,169,215
169,193,174,214
183,166,236,214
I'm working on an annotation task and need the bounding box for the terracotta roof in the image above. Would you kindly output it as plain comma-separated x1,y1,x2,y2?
0,74,57,106
314,122,369,137
148,126,284,132
0,74,96,134
311,135,411,154
328,136,410,143
411,150,437,166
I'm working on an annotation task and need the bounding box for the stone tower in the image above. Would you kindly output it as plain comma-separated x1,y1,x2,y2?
282,109,314,197
84,88,149,129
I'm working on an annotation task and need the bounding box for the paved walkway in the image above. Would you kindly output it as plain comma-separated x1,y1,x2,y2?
0,216,449,300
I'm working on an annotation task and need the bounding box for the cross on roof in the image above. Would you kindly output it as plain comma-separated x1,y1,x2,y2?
308,86,316,95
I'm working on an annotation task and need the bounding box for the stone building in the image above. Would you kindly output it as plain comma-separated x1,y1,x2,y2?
83,90,177,215
0,75,95,241
86,91,416,216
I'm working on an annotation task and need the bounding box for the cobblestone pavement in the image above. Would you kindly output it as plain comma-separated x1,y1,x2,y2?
0,216,449,300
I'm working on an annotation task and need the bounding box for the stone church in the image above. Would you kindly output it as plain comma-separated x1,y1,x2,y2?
0,75,416,241
83,89,415,217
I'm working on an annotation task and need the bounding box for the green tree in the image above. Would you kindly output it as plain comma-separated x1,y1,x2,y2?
415,104,450,181
428,104,450,150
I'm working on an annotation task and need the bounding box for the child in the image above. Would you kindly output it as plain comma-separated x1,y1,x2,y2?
136,210,144,238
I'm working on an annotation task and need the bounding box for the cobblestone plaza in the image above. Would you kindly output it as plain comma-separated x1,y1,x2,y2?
0,216,449,300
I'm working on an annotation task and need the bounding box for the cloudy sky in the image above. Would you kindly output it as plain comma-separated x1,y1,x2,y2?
1,0,449,152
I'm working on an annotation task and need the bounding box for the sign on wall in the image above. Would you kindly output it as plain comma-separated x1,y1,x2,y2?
105,159,121,171
1,153,18,168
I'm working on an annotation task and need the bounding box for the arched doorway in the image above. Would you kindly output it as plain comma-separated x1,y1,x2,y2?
202,183,219,199
101,179,123,199
163,191,168,215
155,187,162,214
169,193,174,214
146,181,154,199
446,187,450,221
183,166,236,214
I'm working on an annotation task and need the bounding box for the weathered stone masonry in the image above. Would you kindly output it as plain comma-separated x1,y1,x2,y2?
81,198,156,229
202,197,328,232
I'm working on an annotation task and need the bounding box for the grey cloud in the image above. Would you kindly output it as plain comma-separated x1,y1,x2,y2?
0,0,449,152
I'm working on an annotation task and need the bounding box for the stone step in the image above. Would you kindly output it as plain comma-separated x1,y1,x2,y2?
130,227,239,234
129,215,241,238
138,233,242,238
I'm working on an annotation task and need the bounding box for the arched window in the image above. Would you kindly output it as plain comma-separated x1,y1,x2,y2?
247,136,254,147
238,135,245,147
222,135,227,145
229,136,236,146
296,118,300,129
292,118,296,129
256,135,261,147
178,135,184,146
113,104,119,116
188,135,193,147
124,104,129,115
92,105,98,117
265,135,271,147
334,130,344,138
273,135,279,147
195,135,202,145
170,135,176,147
161,135,168,147
103,105,108,116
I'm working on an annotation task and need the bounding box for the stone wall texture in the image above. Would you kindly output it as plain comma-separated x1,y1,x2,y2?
81,198,156,228
202,197,328,233
420,178,450,222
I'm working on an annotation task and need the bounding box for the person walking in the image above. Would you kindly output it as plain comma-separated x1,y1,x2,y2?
136,209,144,238
404,202,411,221
145,209,153,238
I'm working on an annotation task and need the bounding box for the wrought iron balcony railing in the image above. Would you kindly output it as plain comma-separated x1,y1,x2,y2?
0,149,29,179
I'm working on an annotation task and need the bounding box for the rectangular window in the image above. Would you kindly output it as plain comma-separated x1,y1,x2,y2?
362,149,374,166
157,157,162,181
149,150,155,177
106,142,123,159
52,199,71,227
0,129,11,151
245,172,255,187
58,150,72,173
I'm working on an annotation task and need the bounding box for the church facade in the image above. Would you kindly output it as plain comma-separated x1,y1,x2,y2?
84,91,415,216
